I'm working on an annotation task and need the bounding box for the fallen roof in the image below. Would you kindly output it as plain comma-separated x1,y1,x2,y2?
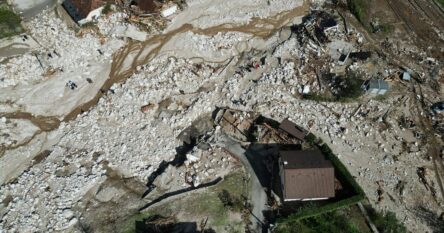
367,79,389,90
349,51,372,60
135,0,158,12
279,119,308,140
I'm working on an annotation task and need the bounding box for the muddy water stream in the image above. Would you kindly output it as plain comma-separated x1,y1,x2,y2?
1,2,309,155
0,112,60,156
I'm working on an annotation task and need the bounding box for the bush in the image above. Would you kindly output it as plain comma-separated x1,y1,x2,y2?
275,210,361,233
335,73,364,100
218,189,233,207
304,73,363,103
0,6,22,38
304,133,317,144
368,210,407,233
102,3,112,15
347,0,366,23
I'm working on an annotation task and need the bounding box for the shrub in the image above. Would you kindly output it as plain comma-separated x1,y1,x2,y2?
80,21,97,28
275,210,361,233
102,3,112,15
304,73,363,103
347,0,366,23
304,133,317,144
0,6,22,38
368,209,407,233
335,73,364,100
218,189,233,207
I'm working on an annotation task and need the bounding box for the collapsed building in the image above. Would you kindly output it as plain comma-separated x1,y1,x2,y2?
62,0,158,24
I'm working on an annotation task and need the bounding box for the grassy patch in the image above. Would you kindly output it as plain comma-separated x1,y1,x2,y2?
120,212,154,233
304,73,364,103
0,5,22,38
366,207,407,233
275,209,361,233
380,24,394,33
374,93,388,102
80,21,97,28
347,0,367,24
438,0,444,8
122,171,250,233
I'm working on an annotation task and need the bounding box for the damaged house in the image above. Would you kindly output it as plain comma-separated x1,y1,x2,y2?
362,79,389,95
62,0,113,23
279,119,308,141
279,150,335,202
63,0,157,24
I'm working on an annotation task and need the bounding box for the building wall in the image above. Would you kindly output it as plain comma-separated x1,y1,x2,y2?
278,157,286,199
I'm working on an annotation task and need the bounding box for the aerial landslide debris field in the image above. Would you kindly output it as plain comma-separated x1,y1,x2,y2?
0,0,443,232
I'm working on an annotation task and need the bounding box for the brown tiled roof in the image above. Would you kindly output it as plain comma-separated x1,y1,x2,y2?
281,150,335,200
281,150,332,169
279,119,308,140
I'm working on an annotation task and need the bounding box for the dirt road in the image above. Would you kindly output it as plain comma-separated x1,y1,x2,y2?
218,134,269,233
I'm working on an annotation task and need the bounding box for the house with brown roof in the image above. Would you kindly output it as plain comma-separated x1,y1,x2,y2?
279,119,308,141
279,150,335,201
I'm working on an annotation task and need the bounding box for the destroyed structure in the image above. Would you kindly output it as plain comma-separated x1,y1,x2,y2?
63,0,159,23
279,119,308,141
1,0,444,232
363,79,389,95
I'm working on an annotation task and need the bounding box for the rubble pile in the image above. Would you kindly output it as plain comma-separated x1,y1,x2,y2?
0,0,442,232
0,55,223,231
0,10,120,88
185,31,249,57
150,146,235,194
180,0,305,28
0,54,42,88
0,118,39,148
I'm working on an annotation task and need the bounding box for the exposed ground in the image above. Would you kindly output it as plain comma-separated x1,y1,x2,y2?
0,0,443,232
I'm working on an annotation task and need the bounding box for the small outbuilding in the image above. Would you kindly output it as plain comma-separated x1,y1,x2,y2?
402,72,411,81
279,119,308,141
279,150,335,201
349,51,372,61
363,79,389,95
432,102,444,114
